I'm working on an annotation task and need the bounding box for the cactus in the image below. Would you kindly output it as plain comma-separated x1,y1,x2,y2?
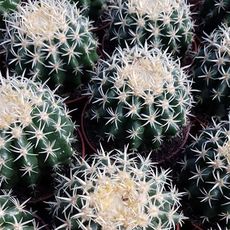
102,0,194,57
179,119,230,229
199,0,230,34
0,190,41,229
87,44,193,151
0,71,75,191
70,0,105,21
2,0,98,93
192,24,230,117
49,146,185,230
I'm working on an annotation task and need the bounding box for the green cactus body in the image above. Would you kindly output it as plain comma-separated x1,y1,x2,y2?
0,72,75,191
71,0,105,21
0,190,40,229
3,0,98,93
192,24,230,117
179,120,230,229
0,0,19,14
50,146,185,229
199,0,230,34
87,45,193,150
103,0,193,57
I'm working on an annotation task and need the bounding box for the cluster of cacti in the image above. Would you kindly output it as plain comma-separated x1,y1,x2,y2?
102,0,194,56
0,72,75,191
2,0,230,229
2,0,98,93
87,44,193,150
0,190,41,228
49,146,185,230
192,24,230,117
179,119,230,229
199,0,230,34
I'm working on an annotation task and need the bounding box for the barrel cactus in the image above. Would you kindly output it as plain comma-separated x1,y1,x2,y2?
192,24,230,117
49,146,185,230
87,45,193,151
2,0,98,93
179,119,230,229
199,0,230,34
0,190,41,228
0,72,75,191
102,0,194,56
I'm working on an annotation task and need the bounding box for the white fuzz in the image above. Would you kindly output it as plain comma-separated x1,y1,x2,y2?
218,137,230,163
103,45,189,102
128,0,181,20
9,0,78,42
0,73,39,129
20,1,67,40
52,146,185,230
119,56,174,97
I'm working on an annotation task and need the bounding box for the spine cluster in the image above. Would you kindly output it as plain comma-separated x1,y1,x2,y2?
0,190,41,228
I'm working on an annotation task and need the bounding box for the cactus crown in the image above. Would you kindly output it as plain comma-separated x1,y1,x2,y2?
218,135,230,161
19,1,67,41
51,146,185,229
126,0,181,20
10,0,79,42
0,75,39,129
116,50,175,97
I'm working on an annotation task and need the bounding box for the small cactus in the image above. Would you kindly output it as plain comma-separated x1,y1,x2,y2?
179,119,230,229
2,0,98,93
87,44,193,151
102,0,194,56
49,146,185,230
192,24,230,117
0,71,75,191
0,190,41,229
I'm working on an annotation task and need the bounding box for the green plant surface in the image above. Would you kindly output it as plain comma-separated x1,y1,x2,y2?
0,72,75,191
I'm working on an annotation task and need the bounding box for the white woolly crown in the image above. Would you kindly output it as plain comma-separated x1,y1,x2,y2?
5,0,88,43
0,72,42,129
128,0,182,20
